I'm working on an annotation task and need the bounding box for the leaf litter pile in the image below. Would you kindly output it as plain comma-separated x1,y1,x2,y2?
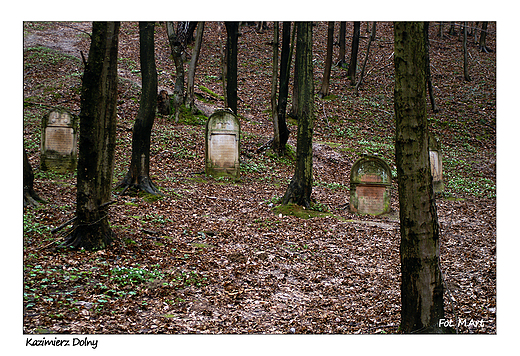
23,22,496,334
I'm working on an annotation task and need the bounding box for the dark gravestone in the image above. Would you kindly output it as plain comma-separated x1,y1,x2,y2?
40,110,77,173
205,109,240,179
350,155,392,215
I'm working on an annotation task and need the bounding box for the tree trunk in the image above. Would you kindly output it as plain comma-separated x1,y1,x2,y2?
354,22,376,96
271,22,280,153
347,22,360,86
424,22,439,113
23,148,46,207
337,21,347,68
185,22,204,112
463,22,471,81
318,22,334,98
479,22,490,53
118,22,160,196
394,22,449,334
282,22,314,208
166,22,187,122
274,21,292,155
64,21,120,251
225,22,239,114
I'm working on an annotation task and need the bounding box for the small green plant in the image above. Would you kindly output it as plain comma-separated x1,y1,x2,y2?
110,265,164,287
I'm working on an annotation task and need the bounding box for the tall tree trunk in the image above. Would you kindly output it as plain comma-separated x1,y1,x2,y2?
185,22,204,111
225,22,239,114
282,22,314,208
217,22,227,107
118,22,160,196
347,21,360,86
319,21,334,98
275,21,292,155
479,21,490,53
271,22,280,153
424,22,439,113
354,22,376,96
337,21,347,68
23,148,46,207
394,22,449,334
166,22,187,122
463,22,471,81
64,21,120,251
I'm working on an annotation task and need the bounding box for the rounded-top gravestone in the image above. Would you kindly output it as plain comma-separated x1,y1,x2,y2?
349,154,392,215
205,109,240,179
40,109,77,173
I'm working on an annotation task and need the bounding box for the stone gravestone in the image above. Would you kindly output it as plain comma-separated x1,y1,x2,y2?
205,109,240,179
350,155,392,215
40,110,77,173
429,133,444,192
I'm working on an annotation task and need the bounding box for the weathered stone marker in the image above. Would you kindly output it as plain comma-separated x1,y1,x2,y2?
205,109,240,178
40,110,77,172
429,133,444,192
350,155,392,215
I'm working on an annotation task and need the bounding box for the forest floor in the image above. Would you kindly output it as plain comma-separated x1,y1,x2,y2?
22,22,496,335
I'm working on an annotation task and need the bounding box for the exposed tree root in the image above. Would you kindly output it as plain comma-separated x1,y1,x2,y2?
62,222,113,251
117,175,162,196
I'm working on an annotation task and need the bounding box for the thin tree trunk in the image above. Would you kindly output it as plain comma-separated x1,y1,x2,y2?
185,22,204,111
118,22,160,196
217,22,227,107
275,21,292,155
24,148,46,207
64,21,120,251
354,22,376,96
283,22,314,208
424,22,439,112
337,21,347,68
319,22,334,98
225,22,239,114
463,22,471,81
479,22,490,53
166,22,187,123
271,22,280,153
394,21,449,333
347,22,360,86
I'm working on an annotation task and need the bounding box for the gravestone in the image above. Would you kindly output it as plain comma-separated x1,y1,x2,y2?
350,155,392,215
205,109,240,179
40,110,77,173
429,133,444,192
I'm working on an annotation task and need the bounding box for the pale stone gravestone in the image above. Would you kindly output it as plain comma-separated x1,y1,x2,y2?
350,155,392,215
205,109,240,178
40,110,77,173
429,133,444,192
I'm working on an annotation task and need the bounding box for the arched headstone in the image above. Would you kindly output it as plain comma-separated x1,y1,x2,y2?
205,109,240,179
350,155,392,215
40,110,77,173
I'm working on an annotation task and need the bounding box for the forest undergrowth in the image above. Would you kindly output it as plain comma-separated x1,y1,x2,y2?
22,21,496,334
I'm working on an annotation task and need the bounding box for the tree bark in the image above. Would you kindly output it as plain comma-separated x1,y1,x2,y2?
225,22,239,114
64,21,120,251
282,22,314,208
271,22,280,153
424,22,439,113
394,22,449,333
354,22,376,96
318,22,334,98
166,22,187,122
24,148,46,207
479,22,490,53
117,22,160,196
463,22,471,81
337,21,347,68
185,22,204,111
275,21,292,155
347,22,360,86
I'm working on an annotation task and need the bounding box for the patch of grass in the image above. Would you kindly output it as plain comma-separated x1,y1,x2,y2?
199,85,224,101
177,104,207,125
110,264,165,287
